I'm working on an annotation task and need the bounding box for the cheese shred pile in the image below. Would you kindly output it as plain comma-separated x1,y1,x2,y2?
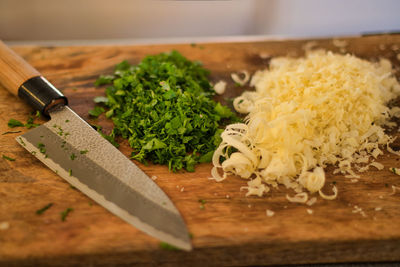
212,50,400,201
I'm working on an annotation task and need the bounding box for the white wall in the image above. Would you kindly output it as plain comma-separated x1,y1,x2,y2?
254,0,400,37
0,0,258,40
0,0,399,41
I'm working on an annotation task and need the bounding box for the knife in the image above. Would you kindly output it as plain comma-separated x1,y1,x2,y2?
0,41,192,251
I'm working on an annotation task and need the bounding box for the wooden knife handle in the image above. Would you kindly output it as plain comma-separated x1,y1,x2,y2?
0,40,40,95
0,40,67,115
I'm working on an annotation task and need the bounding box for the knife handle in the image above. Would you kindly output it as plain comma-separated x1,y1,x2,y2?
0,40,67,115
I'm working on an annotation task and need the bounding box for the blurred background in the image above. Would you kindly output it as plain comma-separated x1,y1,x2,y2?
1,0,400,43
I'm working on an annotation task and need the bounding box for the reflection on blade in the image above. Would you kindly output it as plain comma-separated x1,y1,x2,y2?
16,106,191,251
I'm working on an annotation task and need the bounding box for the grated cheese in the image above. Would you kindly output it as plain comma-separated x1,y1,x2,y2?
212,50,400,201
370,161,384,170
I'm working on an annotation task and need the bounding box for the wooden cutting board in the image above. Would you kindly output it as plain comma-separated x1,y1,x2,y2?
1,35,400,266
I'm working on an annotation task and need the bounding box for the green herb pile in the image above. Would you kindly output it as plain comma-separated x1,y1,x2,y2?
94,50,238,171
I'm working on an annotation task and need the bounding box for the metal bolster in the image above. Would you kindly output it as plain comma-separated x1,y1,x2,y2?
18,76,68,116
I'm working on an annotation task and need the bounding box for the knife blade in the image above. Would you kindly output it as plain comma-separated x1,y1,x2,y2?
0,41,192,251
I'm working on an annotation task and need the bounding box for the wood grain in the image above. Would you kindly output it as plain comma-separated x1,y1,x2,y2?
1,35,400,266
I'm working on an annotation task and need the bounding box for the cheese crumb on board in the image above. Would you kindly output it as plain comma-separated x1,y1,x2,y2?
319,185,338,200
231,71,250,86
266,209,275,217
306,197,317,206
302,41,318,51
390,185,400,195
259,52,271,59
390,167,400,175
306,209,314,215
212,50,400,201
332,39,348,48
352,205,367,217
0,221,10,230
214,80,227,95
286,192,308,203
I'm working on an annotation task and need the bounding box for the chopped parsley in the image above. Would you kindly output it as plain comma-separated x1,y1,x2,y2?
19,137,26,146
70,153,76,160
80,149,89,154
94,50,239,172
199,199,206,209
7,119,24,128
2,155,15,161
93,96,109,104
36,203,53,215
7,113,41,130
2,130,21,135
60,208,73,221
159,242,180,251
25,116,40,129
37,143,46,154
88,106,105,117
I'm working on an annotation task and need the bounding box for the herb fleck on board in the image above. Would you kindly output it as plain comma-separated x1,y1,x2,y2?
36,203,53,215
